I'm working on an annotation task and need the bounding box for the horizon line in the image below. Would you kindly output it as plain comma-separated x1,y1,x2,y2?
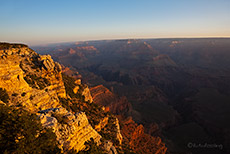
1,36,230,47
32,36,230,46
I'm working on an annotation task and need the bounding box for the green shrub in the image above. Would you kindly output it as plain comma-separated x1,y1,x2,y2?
21,92,26,97
0,88,9,103
99,116,119,145
0,43,28,50
12,93,18,97
0,104,61,154
51,112,68,125
59,97,72,111
62,73,85,99
77,138,106,154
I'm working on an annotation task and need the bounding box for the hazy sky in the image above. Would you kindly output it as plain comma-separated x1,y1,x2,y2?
0,0,229,45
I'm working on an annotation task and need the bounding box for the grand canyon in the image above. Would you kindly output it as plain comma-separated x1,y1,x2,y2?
32,38,230,154
1,0,230,153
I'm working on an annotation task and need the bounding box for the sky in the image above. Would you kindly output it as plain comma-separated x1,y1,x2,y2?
0,0,230,45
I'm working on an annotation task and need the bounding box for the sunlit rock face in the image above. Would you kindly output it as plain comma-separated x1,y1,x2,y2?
1,43,171,154
0,44,66,112
82,87,93,103
0,44,105,153
38,108,101,153
121,117,167,154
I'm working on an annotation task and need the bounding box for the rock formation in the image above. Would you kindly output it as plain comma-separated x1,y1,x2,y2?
90,84,167,154
0,43,121,153
38,108,101,153
90,85,132,116
121,117,167,154
0,44,66,112
0,43,170,154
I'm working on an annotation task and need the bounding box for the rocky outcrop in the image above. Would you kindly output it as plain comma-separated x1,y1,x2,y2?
90,84,168,153
0,43,103,152
0,47,32,93
114,118,123,145
95,116,109,132
0,43,139,153
38,108,101,153
82,87,93,103
103,140,118,154
90,85,116,106
90,85,132,116
0,45,66,112
61,65,82,79
76,46,97,51
121,117,167,154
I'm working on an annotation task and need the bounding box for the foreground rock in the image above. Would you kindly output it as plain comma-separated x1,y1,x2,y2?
0,44,66,112
38,108,101,153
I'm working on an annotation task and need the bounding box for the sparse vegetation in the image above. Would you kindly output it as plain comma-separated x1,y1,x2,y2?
62,73,85,100
99,116,119,145
0,88,9,103
77,138,106,154
31,55,42,69
0,42,28,50
60,74,120,148
12,93,18,97
59,96,107,128
21,92,26,97
0,104,61,154
29,95,34,100
24,74,51,90
51,112,69,125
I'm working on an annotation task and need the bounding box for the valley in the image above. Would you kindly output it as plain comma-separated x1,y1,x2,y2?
34,38,230,154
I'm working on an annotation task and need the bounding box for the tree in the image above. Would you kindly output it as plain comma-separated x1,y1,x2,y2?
0,88,9,103
0,104,61,154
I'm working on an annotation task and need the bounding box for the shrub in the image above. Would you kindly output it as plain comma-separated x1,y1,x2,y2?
99,116,119,145
12,93,18,97
0,104,61,154
0,43,28,50
21,92,26,97
51,112,68,125
77,138,106,154
0,88,9,103
62,73,85,99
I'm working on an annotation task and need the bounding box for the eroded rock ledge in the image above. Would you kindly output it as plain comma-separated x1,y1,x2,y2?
38,108,101,153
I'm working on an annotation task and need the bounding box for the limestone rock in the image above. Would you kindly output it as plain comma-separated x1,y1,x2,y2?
39,55,55,71
0,100,6,105
115,118,123,145
0,45,66,112
0,43,123,153
82,87,93,103
95,116,109,132
75,79,81,85
103,141,118,154
38,108,102,153
73,86,79,94
0,55,31,94
90,85,132,116
121,117,167,154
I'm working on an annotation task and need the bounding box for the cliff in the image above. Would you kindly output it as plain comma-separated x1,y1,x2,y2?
90,85,132,116
90,84,167,154
0,42,169,154
0,44,66,112
0,43,121,153
38,108,101,153
121,117,167,154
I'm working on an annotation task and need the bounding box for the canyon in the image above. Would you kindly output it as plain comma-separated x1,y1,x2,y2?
34,38,230,154
0,42,167,154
